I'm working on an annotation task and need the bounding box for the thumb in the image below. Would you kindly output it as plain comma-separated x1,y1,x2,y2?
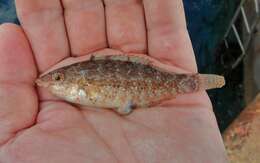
0,23,38,145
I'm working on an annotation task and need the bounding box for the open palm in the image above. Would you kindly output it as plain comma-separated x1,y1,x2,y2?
0,0,227,162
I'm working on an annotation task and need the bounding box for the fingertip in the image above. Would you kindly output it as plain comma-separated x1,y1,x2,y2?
0,23,25,41
0,23,20,30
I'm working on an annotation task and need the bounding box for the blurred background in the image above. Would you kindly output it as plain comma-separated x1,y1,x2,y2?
0,0,259,133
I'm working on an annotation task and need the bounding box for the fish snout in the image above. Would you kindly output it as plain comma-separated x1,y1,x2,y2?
35,78,50,88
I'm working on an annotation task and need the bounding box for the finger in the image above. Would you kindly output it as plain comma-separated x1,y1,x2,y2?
62,0,107,56
104,0,147,53
15,0,70,72
0,24,38,145
143,0,197,72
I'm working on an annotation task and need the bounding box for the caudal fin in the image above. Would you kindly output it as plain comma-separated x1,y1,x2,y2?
198,74,225,90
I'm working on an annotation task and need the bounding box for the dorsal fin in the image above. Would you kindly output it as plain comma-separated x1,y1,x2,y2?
90,54,150,65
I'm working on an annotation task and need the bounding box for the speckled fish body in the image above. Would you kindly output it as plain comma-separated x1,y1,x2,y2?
36,55,225,114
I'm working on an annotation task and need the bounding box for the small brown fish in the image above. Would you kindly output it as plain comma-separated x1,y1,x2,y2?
36,54,225,115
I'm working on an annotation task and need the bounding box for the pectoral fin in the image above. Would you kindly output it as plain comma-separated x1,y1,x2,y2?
116,100,134,115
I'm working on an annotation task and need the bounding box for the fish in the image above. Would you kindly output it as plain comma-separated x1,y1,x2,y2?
36,54,225,115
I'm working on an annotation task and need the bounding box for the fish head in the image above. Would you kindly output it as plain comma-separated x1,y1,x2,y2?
36,68,67,87
35,68,81,99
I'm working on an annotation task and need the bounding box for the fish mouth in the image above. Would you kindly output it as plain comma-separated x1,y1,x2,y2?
35,78,49,88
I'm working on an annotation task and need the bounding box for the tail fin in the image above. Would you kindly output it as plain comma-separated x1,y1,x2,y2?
198,74,225,90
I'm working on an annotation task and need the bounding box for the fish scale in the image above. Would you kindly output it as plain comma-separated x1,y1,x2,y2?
36,54,225,115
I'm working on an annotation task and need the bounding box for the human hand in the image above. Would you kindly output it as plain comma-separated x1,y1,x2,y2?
0,0,228,162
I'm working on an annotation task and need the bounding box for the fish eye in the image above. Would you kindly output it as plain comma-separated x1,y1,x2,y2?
52,72,64,82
